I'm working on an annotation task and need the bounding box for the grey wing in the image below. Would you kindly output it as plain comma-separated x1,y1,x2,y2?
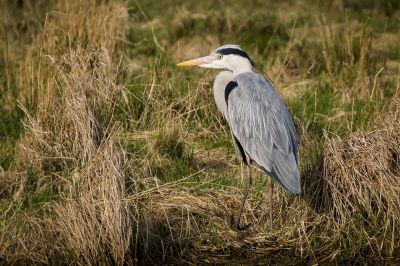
227,73,301,194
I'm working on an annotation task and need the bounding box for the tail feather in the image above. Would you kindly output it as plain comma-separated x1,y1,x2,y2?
273,151,301,194
260,150,301,194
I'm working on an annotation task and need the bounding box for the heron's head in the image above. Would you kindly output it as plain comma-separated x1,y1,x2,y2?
177,44,254,73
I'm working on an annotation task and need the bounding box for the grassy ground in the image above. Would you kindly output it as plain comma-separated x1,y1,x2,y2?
1,0,400,264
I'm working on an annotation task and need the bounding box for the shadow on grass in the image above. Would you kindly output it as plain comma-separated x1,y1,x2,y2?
301,155,333,215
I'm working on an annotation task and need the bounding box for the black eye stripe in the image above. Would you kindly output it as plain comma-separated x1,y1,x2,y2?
217,48,255,67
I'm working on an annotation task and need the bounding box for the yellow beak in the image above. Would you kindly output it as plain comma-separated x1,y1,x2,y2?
176,56,213,67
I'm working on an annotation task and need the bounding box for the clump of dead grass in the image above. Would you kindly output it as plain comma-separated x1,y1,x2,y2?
1,45,131,264
15,0,128,114
0,0,132,264
310,100,400,255
13,45,126,196
51,137,131,265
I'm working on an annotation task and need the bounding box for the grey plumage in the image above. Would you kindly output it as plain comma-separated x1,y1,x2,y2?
226,72,301,194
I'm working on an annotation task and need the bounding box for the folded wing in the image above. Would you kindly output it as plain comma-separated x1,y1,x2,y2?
226,72,301,194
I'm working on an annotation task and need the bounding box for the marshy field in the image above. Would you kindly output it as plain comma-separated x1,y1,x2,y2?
1,0,400,264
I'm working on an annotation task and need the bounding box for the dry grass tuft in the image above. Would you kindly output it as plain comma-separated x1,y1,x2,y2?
309,100,400,255
14,45,126,196
0,1,131,264
14,0,128,113
2,45,131,263
52,137,131,265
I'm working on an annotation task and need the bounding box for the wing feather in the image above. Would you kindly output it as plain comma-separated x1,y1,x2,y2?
227,72,301,194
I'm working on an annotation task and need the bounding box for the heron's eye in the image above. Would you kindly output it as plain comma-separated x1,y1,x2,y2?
217,54,223,59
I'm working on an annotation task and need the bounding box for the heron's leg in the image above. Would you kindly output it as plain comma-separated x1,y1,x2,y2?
236,164,252,229
269,180,273,231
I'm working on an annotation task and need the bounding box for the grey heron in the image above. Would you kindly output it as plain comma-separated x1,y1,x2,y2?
177,45,301,229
